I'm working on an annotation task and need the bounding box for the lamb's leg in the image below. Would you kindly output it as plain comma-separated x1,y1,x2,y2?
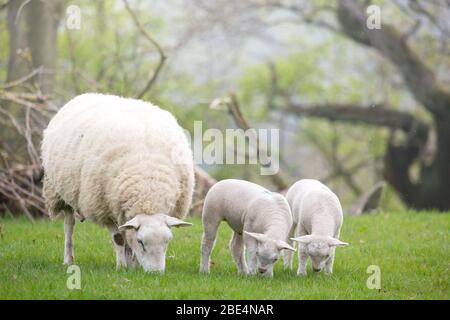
200,214,221,273
229,232,247,274
283,224,296,270
297,245,308,276
244,235,258,275
325,247,336,274
296,224,308,276
325,229,340,274
108,225,127,270
63,211,75,265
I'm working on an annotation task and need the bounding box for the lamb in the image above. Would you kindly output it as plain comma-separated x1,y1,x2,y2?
41,93,194,272
285,179,348,275
200,179,295,277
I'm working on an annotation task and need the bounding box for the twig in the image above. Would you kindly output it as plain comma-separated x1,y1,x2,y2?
123,0,167,98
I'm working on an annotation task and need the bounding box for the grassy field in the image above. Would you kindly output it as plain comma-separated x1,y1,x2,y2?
0,211,448,299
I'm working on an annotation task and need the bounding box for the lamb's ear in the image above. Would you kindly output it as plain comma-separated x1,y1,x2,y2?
327,237,349,247
165,216,193,228
290,235,314,244
244,231,268,243
118,217,140,231
276,240,296,252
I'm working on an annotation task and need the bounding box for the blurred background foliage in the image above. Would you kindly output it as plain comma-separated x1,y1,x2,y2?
1,0,449,217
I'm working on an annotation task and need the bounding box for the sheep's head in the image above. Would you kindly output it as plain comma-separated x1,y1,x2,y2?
244,231,295,277
118,213,192,272
291,235,348,272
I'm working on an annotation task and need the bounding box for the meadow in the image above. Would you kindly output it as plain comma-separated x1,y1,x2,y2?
0,211,448,299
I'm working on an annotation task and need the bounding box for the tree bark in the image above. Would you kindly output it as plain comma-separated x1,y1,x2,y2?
6,0,64,94
328,0,450,210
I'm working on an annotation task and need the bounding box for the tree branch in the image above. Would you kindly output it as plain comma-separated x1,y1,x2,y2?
337,0,450,118
123,0,167,99
225,93,289,190
286,101,429,137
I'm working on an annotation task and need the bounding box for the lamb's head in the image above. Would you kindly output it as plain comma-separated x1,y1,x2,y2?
244,231,295,277
118,213,192,272
291,235,348,272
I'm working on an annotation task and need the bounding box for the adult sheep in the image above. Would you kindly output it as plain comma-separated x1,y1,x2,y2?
41,93,194,272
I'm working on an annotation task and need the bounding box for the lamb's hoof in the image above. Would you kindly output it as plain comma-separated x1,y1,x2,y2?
199,268,210,274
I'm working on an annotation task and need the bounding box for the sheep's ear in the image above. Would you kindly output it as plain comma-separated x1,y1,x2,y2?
327,237,349,247
290,235,314,244
276,240,296,252
244,231,268,243
118,217,140,231
165,216,193,228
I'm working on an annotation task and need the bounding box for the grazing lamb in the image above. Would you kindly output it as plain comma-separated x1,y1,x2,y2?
41,93,194,272
200,179,294,277
285,179,348,275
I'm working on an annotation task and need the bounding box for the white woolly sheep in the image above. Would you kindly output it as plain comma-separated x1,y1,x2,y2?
41,93,194,272
285,179,348,275
200,179,294,277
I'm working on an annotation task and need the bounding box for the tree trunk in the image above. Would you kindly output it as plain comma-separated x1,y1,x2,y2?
6,0,64,94
330,0,450,211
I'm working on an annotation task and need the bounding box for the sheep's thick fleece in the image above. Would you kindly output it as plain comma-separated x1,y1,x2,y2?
41,93,194,226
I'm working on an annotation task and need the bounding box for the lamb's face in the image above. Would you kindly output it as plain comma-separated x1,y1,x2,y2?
256,241,282,276
245,231,295,277
306,240,332,272
119,214,192,272
292,235,348,272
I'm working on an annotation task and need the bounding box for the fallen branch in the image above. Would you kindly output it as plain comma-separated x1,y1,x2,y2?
214,92,290,191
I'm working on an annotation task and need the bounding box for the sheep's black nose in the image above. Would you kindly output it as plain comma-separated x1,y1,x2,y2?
313,268,321,272
258,268,266,274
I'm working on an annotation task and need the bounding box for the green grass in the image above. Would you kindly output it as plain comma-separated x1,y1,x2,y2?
0,211,448,299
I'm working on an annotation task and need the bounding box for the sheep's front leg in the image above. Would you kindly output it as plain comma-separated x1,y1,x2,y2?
325,247,336,274
325,229,340,274
229,232,247,274
108,225,127,270
244,236,258,275
297,244,308,276
200,216,220,273
63,212,75,265
296,224,308,276
125,243,138,268
283,224,296,270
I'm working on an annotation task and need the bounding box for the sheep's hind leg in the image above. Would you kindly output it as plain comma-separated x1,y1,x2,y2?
64,211,75,265
229,232,247,274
